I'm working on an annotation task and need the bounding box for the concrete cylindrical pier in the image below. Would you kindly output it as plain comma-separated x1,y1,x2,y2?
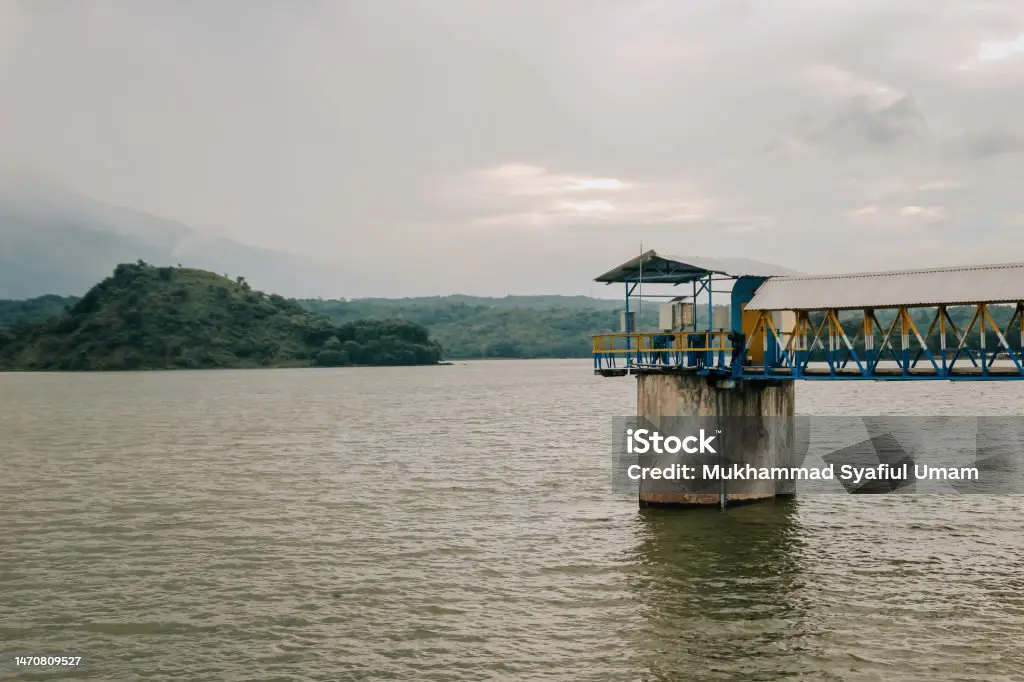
636,373,796,508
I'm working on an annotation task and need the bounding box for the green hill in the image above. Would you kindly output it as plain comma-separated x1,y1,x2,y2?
0,287,716,362
298,296,660,359
0,262,441,371
0,294,79,328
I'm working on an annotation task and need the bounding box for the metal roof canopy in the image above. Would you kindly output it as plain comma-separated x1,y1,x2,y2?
746,262,1024,311
594,250,800,284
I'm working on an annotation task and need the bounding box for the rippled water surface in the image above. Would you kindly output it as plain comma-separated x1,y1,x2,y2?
2,360,1023,681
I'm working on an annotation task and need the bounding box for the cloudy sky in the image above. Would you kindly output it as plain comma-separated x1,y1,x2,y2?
2,1,1024,297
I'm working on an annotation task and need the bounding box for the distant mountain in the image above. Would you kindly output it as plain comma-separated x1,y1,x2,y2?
0,173,347,298
297,296,717,359
0,262,441,371
304,294,627,312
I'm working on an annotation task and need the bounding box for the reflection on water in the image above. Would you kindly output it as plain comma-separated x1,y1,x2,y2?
629,495,1024,682
629,500,815,681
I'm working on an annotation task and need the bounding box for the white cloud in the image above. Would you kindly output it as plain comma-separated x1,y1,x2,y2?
480,163,547,179
459,164,712,227
567,178,630,191
916,180,962,191
560,200,615,213
901,205,944,220
845,204,947,227
977,35,1024,61
474,164,631,197
804,65,905,108
846,205,879,217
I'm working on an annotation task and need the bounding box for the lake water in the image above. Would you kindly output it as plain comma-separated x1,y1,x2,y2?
2,360,1023,681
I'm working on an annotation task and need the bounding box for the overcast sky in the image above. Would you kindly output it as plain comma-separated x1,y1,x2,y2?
2,1,1024,297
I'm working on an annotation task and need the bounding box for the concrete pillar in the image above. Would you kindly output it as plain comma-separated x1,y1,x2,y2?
636,373,796,508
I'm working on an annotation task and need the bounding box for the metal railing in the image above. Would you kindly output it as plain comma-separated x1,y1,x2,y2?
593,302,1024,380
592,331,733,372
775,304,1024,380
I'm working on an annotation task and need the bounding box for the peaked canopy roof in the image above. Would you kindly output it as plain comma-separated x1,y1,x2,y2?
594,250,800,284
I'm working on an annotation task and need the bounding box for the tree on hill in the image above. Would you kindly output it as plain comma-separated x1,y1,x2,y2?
0,263,441,371
297,297,662,359
0,294,79,329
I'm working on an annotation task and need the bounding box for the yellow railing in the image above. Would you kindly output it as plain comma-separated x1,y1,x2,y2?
592,331,734,371
592,331,730,354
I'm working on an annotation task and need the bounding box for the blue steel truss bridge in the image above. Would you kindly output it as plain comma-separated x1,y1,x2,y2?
591,251,1024,381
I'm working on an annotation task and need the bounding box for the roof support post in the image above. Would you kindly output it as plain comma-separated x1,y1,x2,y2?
938,305,947,375
692,281,697,330
705,275,714,371
863,310,874,376
1019,302,1024,371
899,306,910,377
762,312,770,377
980,304,988,377
624,281,632,367
792,312,804,377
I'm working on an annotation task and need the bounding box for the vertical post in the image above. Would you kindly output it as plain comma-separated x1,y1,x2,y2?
763,312,770,377
638,245,643,365
624,281,631,368
793,313,804,378
900,307,910,376
707,275,713,370
692,282,697,331
802,312,809,376
828,311,837,376
1019,302,1024,369
719,463,727,510
716,390,727,510
864,311,874,375
980,304,988,376
938,305,947,375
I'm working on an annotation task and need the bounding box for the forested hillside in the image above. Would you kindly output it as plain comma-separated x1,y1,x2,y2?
0,263,441,370
0,294,78,328
300,297,660,359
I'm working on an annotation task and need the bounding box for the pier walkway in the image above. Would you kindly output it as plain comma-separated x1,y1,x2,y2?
592,252,1024,382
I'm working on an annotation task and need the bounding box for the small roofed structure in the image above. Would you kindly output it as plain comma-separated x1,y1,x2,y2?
591,250,799,378
594,251,801,284
745,262,1024,311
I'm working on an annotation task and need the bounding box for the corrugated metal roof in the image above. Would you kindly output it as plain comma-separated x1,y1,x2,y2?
746,262,1024,310
594,250,800,284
